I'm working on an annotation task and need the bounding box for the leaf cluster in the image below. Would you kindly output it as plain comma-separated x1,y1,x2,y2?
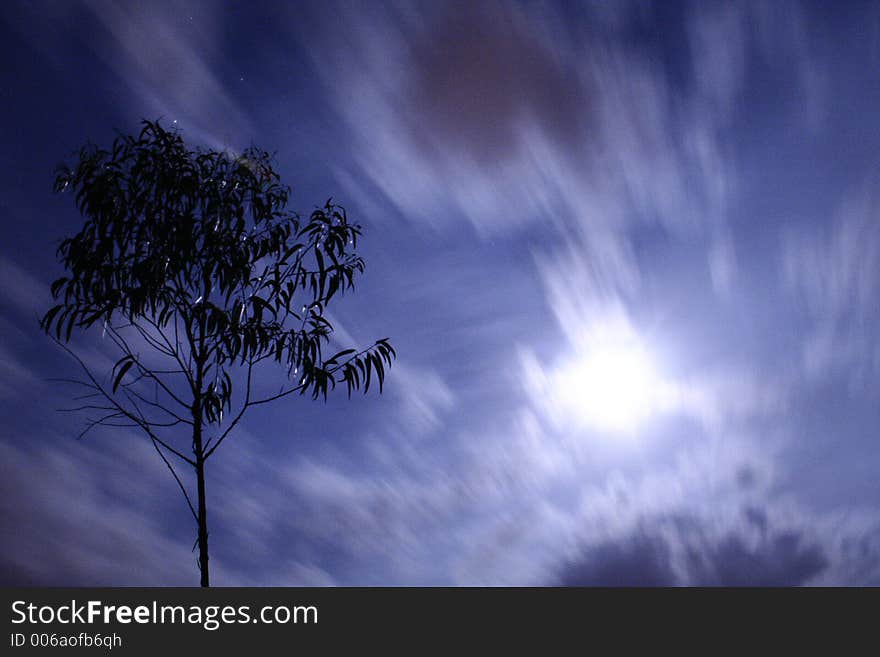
42,119,395,421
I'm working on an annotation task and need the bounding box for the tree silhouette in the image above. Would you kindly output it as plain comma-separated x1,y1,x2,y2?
41,119,396,586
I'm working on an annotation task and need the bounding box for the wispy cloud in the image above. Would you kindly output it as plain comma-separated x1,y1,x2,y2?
0,255,51,318
82,0,253,147
783,181,880,384
0,435,196,585
3,0,878,586
5,0,253,148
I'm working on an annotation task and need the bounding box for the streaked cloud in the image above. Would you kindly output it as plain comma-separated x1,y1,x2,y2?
2,0,879,586
783,181,880,384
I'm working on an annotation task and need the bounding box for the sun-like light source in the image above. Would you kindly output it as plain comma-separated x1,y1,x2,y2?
552,340,660,433
527,316,672,436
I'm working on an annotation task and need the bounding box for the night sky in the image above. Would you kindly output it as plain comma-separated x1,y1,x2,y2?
2,0,880,586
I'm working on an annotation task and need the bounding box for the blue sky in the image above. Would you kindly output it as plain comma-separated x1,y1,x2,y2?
1,0,879,586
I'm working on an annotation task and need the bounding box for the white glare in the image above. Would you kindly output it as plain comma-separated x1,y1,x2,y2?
528,316,674,436
553,341,660,433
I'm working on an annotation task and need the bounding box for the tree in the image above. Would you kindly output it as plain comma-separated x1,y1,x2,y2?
41,119,396,586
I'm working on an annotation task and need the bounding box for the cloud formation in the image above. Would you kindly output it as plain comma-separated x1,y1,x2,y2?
557,509,830,586
783,181,880,384
2,0,880,586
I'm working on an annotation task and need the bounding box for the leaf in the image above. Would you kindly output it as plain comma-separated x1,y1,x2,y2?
64,312,76,342
364,356,372,393
327,348,356,363
50,277,68,298
315,247,325,275
41,304,63,332
112,358,134,393
251,295,276,319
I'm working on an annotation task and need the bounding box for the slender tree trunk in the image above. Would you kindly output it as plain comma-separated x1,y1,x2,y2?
193,408,210,587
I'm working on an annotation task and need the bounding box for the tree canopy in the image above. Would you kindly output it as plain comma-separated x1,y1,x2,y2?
41,119,395,585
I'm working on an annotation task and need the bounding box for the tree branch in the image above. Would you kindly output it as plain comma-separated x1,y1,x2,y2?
50,336,197,467
246,343,377,408
203,357,253,460
105,323,192,410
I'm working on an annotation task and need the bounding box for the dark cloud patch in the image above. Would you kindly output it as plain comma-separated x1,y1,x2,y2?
557,508,828,586
557,527,677,586
697,530,827,586
735,465,758,490
407,2,591,165
743,505,768,531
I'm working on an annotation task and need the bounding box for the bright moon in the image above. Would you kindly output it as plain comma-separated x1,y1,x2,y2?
554,342,660,432
529,319,671,436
